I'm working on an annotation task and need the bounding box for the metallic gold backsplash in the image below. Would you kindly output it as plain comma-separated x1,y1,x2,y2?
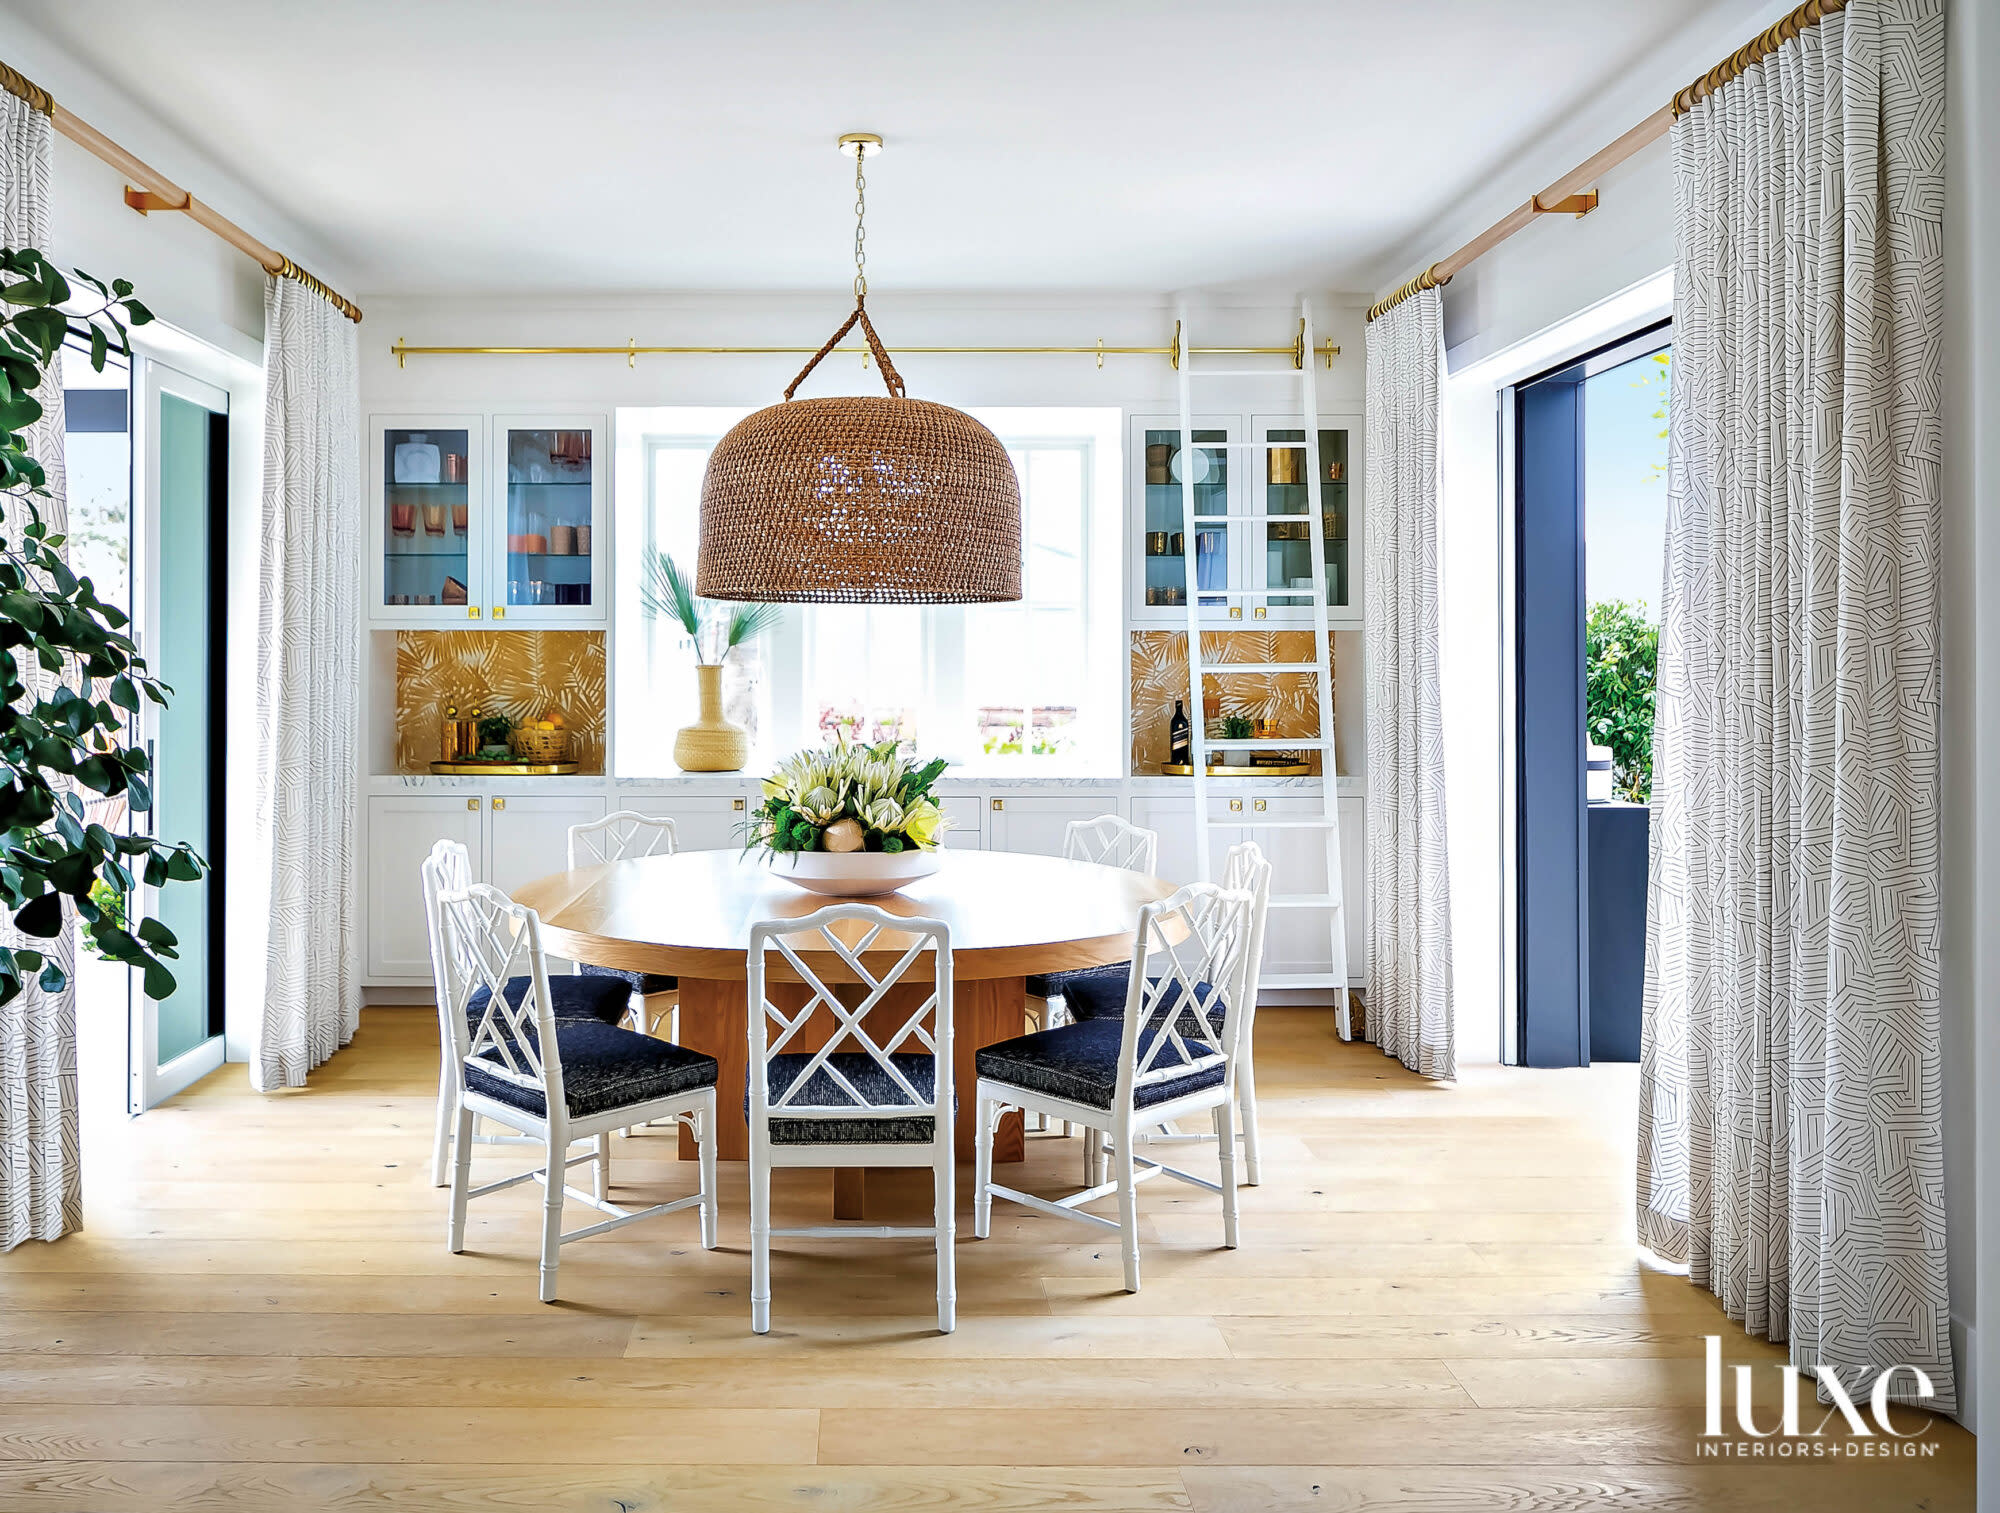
394,630,606,773
1130,630,1328,774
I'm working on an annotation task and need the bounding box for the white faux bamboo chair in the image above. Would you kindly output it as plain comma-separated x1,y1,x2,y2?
747,904,956,1334
436,879,719,1303
568,811,680,1037
424,840,634,1188
1024,813,1160,1134
1048,842,1274,1185
974,878,1256,1293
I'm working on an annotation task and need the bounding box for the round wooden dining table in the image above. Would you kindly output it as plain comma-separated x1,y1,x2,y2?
512,847,1174,1216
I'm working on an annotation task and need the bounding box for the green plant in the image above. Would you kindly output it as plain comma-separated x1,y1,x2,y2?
1,247,205,1004
640,551,781,664
476,712,514,749
1586,599,1659,803
1220,714,1254,740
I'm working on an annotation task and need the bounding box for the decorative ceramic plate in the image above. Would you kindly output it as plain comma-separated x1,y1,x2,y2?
768,849,944,897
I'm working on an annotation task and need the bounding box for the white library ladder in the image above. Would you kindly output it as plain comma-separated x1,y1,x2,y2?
1174,297,1353,1040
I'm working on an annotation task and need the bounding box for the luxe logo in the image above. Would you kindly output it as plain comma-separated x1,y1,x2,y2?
1699,1336,1938,1458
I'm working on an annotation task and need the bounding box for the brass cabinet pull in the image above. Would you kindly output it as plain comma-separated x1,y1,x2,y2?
465,798,479,811
467,606,481,619
991,798,1005,811
1229,798,1243,812
492,606,506,619
732,798,746,812
1253,606,1267,620
1254,799,1268,812
491,797,506,811
1229,605,1243,620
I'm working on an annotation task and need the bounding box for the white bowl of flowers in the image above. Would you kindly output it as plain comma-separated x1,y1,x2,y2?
749,741,950,896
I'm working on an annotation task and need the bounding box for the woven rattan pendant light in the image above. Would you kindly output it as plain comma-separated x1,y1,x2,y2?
697,135,1022,604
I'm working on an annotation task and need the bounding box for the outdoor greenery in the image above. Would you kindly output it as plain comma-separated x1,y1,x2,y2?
0,247,206,1005
1585,598,1658,803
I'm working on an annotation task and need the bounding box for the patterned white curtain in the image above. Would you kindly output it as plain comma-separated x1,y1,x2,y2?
1637,0,1952,1411
1363,286,1454,1080
0,85,80,1250
1,84,76,1247
251,277,361,1089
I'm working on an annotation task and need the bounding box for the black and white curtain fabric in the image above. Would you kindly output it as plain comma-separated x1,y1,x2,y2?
1363,286,1454,1080
0,86,79,1249
251,277,361,1090
1636,0,1952,1411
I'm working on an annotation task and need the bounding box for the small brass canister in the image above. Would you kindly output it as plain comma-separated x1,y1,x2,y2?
440,704,478,763
1267,446,1304,485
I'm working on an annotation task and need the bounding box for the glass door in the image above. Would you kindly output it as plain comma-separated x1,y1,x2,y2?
375,416,481,621
1137,422,1232,619
1253,417,1358,623
493,418,603,622
130,359,228,1110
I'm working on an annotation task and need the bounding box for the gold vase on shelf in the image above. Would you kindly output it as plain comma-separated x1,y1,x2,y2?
674,663,749,772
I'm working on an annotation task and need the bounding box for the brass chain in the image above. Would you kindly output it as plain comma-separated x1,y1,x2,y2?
852,144,868,301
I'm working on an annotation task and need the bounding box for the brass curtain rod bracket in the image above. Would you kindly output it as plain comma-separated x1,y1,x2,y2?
1532,189,1597,218
124,186,191,215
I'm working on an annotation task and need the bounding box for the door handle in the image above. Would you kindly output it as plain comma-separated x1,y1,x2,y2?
465,798,479,811
491,797,506,811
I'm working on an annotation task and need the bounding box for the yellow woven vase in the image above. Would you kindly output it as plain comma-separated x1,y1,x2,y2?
674,662,749,772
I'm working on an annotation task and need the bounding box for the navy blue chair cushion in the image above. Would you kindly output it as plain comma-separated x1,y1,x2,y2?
465,1020,717,1120
1024,961,1130,1002
465,973,632,1030
1060,970,1231,1039
747,1052,949,1145
975,1017,1226,1113
580,962,678,998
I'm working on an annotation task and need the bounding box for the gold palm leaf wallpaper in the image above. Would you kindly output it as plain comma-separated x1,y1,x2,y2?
1129,630,1329,774
395,631,606,773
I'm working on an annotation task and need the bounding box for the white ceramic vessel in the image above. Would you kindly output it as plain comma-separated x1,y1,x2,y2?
767,849,943,897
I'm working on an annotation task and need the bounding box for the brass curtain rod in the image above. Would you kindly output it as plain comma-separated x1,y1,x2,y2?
0,56,362,323
1366,0,1848,323
393,321,1341,370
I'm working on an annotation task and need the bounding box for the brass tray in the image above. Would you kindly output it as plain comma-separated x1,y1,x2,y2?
1159,761,1312,777
430,760,581,776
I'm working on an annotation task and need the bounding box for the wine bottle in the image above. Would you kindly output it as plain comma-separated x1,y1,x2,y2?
1168,699,1191,768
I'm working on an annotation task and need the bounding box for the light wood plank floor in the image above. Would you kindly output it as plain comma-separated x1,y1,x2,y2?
0,1007,1973,1511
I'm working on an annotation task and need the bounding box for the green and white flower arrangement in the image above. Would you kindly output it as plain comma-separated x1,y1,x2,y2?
750,740,949,856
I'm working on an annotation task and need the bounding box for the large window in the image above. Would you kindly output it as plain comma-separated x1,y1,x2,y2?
614,406,1121,777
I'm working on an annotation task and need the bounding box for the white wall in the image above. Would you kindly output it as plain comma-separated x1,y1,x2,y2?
1942,0,1998,1472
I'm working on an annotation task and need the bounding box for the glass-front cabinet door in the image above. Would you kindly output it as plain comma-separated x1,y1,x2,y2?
491,416,605,623
375,417,483,621
1253,413,1361,626
1131,415,1236,623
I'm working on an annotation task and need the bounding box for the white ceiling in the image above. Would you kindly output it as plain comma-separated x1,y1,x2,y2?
14,0,1733,298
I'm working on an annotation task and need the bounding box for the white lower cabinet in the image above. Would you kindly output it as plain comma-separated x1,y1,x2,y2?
486,794,609,897
987,794,1123,857
365,791,605,980
616,793,751,853
1131,790,1366,990
366,795,487,979
939,793,984,850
